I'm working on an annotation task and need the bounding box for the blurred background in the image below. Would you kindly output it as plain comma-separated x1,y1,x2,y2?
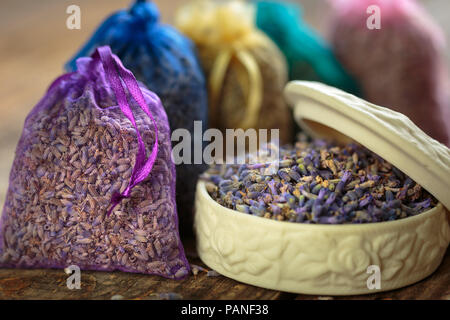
0,0,449,210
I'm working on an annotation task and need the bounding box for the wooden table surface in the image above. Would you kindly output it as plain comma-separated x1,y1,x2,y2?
0,239,448,300
0,0,449,300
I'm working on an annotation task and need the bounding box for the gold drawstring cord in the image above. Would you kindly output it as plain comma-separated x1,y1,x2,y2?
209,46,263,130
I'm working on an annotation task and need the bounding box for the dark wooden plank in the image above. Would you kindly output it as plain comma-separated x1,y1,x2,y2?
2,239,447,300
0,239,290,300
0,268,286,300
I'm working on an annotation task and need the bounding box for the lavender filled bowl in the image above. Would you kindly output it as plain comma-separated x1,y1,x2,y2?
193,81,450,295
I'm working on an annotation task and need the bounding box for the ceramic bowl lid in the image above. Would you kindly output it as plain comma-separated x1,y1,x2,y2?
284,81,450,210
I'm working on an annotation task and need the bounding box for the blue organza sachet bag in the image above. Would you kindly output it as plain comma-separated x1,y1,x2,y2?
66,0,208,235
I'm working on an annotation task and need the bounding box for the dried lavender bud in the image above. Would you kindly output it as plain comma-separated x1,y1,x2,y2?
147,292,183,300
191,264,206,276
206,270,221,277
0,53,189,278
202,139,437,224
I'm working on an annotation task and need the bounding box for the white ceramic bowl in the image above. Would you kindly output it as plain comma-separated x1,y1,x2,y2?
194,81,450,295
194,181,449,295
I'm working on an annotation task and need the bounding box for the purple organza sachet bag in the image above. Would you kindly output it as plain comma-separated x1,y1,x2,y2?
0,46,190,279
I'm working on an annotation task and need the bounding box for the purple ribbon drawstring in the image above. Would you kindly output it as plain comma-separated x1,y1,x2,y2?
94,46,159,215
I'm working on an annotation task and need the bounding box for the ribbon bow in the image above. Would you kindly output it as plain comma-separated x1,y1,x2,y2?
175,0,267,129
93,46,159,216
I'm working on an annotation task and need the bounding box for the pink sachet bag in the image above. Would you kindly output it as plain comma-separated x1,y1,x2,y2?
329,0,450,146
0,46,190,279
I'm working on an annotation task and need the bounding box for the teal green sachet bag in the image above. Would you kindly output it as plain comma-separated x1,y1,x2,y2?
255,0,360,95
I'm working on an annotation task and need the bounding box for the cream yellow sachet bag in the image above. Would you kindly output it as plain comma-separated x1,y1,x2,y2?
175,0,292,144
